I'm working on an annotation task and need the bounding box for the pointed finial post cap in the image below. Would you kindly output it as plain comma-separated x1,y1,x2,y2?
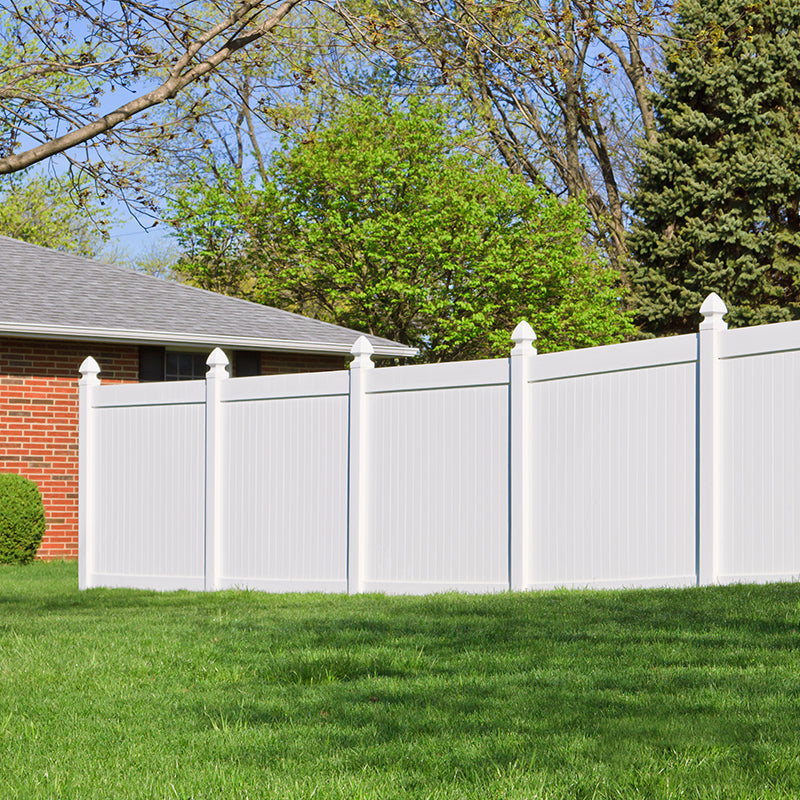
699,292,728,331
350,336,375,370
206,347,230,379
79,356,101,386
511,321,537,356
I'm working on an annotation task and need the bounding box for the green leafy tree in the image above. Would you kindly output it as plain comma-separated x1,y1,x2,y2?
169,165,261,297
628,0,800,334
0,173,111,256
171,98,633,361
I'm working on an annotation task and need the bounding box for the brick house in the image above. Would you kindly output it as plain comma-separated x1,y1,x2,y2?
0,236,415,559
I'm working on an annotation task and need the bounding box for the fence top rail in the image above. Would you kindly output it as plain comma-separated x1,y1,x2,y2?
366,357,509,394
720,317,800,360
532,333,697,383
221,369,350,403
93,380,205,408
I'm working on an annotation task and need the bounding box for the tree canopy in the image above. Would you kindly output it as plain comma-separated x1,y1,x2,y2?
354,0,670,269
1,0,671,270
170,98,633,360
627,0,800,333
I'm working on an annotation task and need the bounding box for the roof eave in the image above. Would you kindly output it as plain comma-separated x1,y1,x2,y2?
0,322,419,359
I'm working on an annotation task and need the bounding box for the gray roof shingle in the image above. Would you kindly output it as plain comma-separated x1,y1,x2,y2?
0,236,416,357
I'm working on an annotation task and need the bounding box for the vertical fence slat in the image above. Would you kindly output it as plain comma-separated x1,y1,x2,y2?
78,356,100,590
347,336,374,594
697,292,728,586
510,321,536,590
204,348,229,591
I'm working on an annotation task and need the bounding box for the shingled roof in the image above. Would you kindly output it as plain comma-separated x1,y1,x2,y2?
0,236,417,358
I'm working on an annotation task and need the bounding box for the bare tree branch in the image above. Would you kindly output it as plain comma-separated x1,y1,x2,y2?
0,0,305,174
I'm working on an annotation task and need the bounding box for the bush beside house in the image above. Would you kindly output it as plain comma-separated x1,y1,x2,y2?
0,472,45,563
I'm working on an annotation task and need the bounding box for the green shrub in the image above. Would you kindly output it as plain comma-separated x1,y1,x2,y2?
0,473,46,564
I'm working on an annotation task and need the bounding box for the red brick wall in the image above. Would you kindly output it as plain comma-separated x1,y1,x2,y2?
0,339,348,560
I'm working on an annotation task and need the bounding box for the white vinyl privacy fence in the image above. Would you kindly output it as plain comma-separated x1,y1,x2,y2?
78,293,800,593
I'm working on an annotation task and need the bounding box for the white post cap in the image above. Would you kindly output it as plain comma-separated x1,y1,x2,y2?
350,336,375,369
79,356,101,386
699,292,728,331
206,347,230,379
511,321,537,356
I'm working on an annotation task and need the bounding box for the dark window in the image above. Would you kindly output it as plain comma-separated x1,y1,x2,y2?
165,351,208,381
138,346,214,382
139,346,165,382
234,350,261,377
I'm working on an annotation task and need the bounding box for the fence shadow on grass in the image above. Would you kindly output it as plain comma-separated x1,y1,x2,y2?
6,563,800,794
186,584,800,787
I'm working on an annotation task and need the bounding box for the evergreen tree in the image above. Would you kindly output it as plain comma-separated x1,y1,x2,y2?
628,0,800,334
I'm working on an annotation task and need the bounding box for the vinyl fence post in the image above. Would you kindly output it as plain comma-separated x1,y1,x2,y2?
348,336,374,594
205,348,229,592
697,293,727,586
510,322,536,590
78,356,100,591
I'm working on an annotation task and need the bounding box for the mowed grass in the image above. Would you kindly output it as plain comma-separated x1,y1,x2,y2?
2,563,800,799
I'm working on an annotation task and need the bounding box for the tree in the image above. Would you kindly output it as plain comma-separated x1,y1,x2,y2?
0,0,305,179
3,1,670,247
170,97,633,360
627,0,800,334
342,0,672,270
2,0,672,266
0,173,111,256
169,165,261,296
134,4,381,193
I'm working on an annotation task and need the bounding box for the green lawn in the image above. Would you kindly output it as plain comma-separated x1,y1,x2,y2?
2,562,800,799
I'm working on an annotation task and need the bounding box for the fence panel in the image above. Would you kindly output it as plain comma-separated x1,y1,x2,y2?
529,337,698,590
90,382,205,589
720,322,800,583
218,372,350,591
363,360,510,594
79,295,800,595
